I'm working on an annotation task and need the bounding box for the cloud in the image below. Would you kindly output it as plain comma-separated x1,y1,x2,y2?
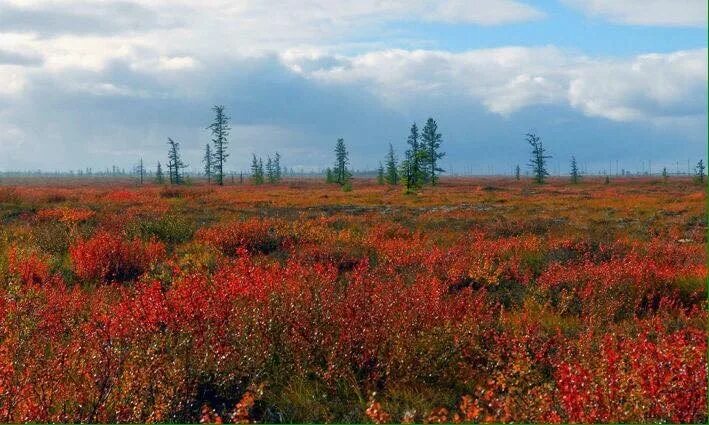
565,0,707,27
0,48,43,66
568,50,708,121
0,1,705,171
282,47,708,122
427,0,544,25
0,1,166,36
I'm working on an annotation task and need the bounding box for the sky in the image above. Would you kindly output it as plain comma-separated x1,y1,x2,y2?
0,0,706,175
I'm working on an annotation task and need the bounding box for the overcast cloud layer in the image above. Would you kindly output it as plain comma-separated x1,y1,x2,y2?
0,0,706,173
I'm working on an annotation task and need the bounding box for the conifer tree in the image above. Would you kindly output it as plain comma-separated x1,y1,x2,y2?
401,122,427,191
251,154,264,184
421,118,444,185
515,164,521,181
155,161,164,184
274,152,282,182
527,132,550,184
135,157,145,185
266,156,275,183
384,143,399,185
662,167,668,182
203,144,212,184
325,167,334,183
377,162,385,185
167,137,187,185
333,138,351,186
695,159,705,183
570,156,580,184
207,105,230,185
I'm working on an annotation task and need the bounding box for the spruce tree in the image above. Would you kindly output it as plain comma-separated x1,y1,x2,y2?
527,132,550,184
167,137,187,185
515,164,521,181
203,144,212,184
334,138,351,186
695,159,705,183
570,156,580,184
421,118,444,185
377,162,385,185
155,161,164,184
662,167,668,182
325,168,334,183
402,122,427,190
274,152,282,182
135,157,145,185
266,156,275,183
207,105,230,185
251,154,264,184
385,143,399,185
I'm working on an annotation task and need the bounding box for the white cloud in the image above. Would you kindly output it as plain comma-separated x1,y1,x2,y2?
565,0,707,27
0,66,27,96
428,0,543,24
282,47,707,122
568,50,708,120
0,0,705,171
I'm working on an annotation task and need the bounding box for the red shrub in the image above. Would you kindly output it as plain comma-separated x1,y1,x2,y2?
197,218,289,255
69,231,165,282
7,247,51,285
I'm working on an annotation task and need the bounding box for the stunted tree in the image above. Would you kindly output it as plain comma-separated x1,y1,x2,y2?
207,105,230,185
377,162,385,185
203,144,212,184
167,137,187,185
325,167,334,183
266,156,275,183
251,154,264,184
421,118,444,185
695,159,705,183
135,157,145,185
334,138,351,186
274,152,282,182
515,164,521,181
401,123,427,191
527,132,550,184
384,143,399,185
570,156,580,184
155,161,164,184
662,167,668,182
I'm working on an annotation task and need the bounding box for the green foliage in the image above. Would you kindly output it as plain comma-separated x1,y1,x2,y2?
207,105,230,185
132,214,196,246
385,143,399,185
570,156,580,184
402,122,428,190
527,132,550,184
694,159,705,183
251,154,264,185
325,167,334,184
155,161,165,184
203,143,212,184
376,162,385,185
421,118,445,185
334,138,351,186
167,137,187,185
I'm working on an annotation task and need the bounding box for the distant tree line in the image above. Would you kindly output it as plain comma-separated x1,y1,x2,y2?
21,103,697,189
